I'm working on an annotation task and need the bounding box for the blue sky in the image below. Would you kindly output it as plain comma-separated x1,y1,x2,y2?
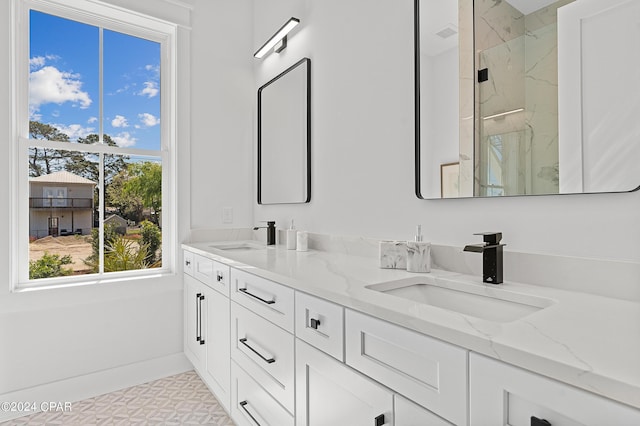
29,10,161,150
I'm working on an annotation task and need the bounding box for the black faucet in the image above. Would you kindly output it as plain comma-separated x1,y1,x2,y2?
463,232,505,284
253,221,276,245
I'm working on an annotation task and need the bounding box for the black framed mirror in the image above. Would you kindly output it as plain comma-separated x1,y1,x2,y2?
258,57,311,204
415,0,640,199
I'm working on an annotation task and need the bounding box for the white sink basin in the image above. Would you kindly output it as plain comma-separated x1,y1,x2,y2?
208,241,266,251
367,277,555,323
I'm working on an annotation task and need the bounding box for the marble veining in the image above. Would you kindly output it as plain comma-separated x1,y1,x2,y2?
183,235,640,409
379,241,408,269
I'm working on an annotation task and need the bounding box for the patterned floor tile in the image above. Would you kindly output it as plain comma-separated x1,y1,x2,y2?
2,371,235,426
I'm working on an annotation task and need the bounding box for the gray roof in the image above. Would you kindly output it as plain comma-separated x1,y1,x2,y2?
30,171,96,185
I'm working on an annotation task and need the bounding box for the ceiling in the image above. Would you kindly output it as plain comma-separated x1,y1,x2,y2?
505,0,562,15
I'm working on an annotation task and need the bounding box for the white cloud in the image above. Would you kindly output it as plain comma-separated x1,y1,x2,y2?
111,115,129,128
87,117,98,124
138,113,160,127
139,81,159,98
30,56,46,69
29,66,92,111
112,132,137,148
29,55,60,70
54,123,95,140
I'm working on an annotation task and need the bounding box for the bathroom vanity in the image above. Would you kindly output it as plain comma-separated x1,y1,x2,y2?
182,238,640,425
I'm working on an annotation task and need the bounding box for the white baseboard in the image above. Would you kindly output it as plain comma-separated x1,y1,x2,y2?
0,352,193,423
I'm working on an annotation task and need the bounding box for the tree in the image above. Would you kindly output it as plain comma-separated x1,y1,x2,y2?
140,220,161,264
29,252,73,279
106,170,144,223
124,162,162,225
28,121,70,177
65,134,128,183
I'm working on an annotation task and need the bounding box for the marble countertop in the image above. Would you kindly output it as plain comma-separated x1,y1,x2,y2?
183,241,640,409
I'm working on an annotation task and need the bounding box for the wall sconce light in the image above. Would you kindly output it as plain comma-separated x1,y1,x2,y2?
254,17,300,59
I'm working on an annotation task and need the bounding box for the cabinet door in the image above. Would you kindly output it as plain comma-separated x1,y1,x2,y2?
470,353,640,425
184,274,206,370
203,286,230,412
296,339,393,426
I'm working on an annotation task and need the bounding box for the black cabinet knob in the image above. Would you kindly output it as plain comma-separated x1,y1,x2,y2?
310,318,321,329
531,416,551,426
374,414,385,426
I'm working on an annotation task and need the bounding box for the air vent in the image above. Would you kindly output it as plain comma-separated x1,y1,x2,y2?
436,25,458,39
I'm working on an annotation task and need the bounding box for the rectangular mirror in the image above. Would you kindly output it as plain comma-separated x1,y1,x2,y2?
416,0,640,199
258,57,311,204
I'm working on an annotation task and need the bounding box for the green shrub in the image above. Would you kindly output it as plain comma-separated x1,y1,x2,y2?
103,237,149,272
140,220,161,264
29,252,73,279
84,223,120,273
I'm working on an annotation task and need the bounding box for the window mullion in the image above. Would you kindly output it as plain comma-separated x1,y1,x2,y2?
98,26,104,275
99,152,105,275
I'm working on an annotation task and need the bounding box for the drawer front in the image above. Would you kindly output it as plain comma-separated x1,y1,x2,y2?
231,361,294,426
231,301,295,413
193,254,230,296
231,269,294,333
470,353,640,426
345,309,468,426
395,395,453,426
295,291,344,361
183,250,195,276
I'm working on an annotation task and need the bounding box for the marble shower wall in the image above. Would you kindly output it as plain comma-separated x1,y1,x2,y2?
469,0,572,195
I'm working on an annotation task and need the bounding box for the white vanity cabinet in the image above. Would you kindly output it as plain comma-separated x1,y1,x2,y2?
345,309,468,426
296,339,393,426
470,353,640,426
229,268,296,418
184,273,206,368
183,250,231,412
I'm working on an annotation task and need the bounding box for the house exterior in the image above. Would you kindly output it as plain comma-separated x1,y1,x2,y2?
29,171,96,238
105,214,128,235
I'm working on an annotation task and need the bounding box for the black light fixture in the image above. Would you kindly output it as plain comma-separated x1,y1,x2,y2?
254,17,300,59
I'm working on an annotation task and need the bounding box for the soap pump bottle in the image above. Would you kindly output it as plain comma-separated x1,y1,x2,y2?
286,220,297,250
407,225,431,273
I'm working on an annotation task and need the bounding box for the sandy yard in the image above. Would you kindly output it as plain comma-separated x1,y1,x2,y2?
29,235,94,274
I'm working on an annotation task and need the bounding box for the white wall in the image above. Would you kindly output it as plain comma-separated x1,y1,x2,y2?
190,0,254,230
0,0,254,404
252,0,640,263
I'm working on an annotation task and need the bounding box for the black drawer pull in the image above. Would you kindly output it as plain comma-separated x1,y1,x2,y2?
239,287,275,305
195,293,200,342
185,260,191,266
531,417,551,426
310,318,321,329
239,338,275,364
216,272,224,282
239,401,261,426
375,413,385,426
199,294,205,345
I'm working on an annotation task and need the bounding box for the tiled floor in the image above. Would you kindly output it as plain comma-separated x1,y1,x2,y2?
3,371,235,426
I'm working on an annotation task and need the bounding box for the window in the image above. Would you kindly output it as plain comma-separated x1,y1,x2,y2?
14,0,176,287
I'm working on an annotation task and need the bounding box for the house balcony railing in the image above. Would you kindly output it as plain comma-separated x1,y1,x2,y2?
29,197,93,209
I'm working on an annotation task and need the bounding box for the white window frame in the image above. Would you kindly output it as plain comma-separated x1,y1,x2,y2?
11,0,178,290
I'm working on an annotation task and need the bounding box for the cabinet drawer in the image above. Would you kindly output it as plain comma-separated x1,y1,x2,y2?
295,291,344,361
470,353,640,426
193,254,230,296
345,309,468,426
183,250,195,276
231,269,294,333
231,302,295,413
395,395,453,426
231,361,294,426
